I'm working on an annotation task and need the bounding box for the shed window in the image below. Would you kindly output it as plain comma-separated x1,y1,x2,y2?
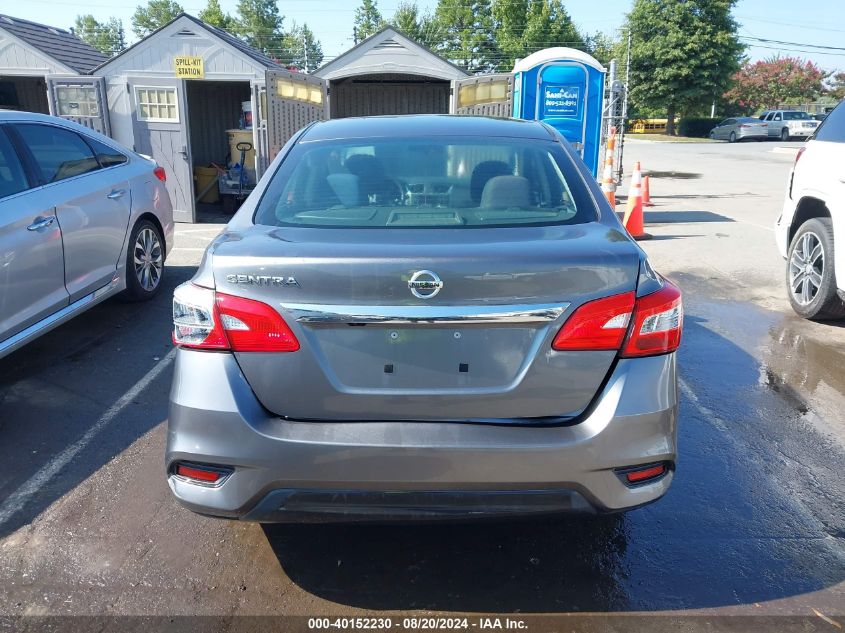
458,79,510,108
276,79,323,105
135,87,179,122
56,86,99,118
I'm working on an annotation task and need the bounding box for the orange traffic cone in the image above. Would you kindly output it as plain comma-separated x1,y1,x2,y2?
623,161,652,240
642,174,654,207
601,127,617,207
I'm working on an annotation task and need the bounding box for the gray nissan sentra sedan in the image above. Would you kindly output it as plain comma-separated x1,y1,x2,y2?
168,115,682,521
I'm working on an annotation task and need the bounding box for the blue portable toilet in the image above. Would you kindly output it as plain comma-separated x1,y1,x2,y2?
512,48,606,177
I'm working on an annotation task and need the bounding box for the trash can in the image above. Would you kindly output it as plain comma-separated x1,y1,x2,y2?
194,165,220,204
227,129,256,185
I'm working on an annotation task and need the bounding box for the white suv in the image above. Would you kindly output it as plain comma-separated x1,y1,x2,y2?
775,101,845,319
761,110,820,141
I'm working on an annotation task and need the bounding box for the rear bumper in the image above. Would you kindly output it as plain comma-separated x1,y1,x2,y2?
166,350,678,521
787,128,815,138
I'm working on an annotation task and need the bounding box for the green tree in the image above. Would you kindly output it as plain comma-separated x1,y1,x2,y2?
824,71,845,101
623,0,743,135
233,0,284,56
492,0,585,71
74,14,125,56
280,22,323,72
434,0,497,72
390,1,443,49
354,0,384,43
199,0,233,30
584,31,620,68
131,0,183,38
724,57,828,111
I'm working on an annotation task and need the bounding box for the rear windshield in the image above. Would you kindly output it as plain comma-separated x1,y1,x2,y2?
783,111,812,120
253,137,597,229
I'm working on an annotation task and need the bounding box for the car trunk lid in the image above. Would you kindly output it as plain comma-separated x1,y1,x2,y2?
212,223,642,421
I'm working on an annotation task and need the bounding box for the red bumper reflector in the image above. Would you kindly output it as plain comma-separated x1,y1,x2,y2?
175,464,224,483
625,463,666,483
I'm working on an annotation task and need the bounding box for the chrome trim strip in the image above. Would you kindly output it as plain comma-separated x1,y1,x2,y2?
282,302,570,326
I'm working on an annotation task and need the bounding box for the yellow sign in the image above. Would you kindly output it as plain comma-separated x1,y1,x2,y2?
174,56,204,79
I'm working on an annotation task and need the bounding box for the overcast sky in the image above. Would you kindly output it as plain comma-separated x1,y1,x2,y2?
7,0,845,72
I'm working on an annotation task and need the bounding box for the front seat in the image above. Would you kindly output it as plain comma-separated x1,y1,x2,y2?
480,176,531,209
344,154,401,204
470,160,512,205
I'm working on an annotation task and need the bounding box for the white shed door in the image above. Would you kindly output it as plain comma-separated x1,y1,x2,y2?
46,76,112,137
128,78,194,223
265,70,328,161
451,74,514,117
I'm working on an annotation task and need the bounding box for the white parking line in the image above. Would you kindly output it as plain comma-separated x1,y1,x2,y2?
0,348,177,528
175,228,225,235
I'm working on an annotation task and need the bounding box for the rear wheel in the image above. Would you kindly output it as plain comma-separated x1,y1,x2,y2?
123,219,164,302
781,128,790,141
728,131,736,143
787,218,845,320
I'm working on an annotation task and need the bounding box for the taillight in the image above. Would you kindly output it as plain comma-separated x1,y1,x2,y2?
552,281,682,357
215,292,300,351
172,283,299,352
794,146,806,166
173,462,232,486
621,281,683,357
552,292,635,351
740,124,750,128
153,166,166,182
617,462,669,486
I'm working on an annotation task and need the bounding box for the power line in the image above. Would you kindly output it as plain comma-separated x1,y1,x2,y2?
735,14,845,34
739,35,845,52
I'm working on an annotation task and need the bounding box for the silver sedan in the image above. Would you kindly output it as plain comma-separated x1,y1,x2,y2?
0,111,174,359
709,117,768,142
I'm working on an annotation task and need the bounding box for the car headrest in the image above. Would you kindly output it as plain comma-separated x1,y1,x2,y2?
480,176,531,209
470,160,511,203
327,173,361,206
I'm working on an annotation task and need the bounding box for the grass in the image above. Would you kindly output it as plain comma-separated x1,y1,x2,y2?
628,133,717,143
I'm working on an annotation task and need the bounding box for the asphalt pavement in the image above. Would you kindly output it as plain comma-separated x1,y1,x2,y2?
0,139,843,631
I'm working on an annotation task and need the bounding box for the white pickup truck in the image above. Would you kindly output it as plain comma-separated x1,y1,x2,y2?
759,110,821,141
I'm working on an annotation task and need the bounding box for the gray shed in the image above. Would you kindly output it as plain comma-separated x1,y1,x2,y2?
313,27,469,118
91,14,281,223
0,15,107,121
261,27,476,165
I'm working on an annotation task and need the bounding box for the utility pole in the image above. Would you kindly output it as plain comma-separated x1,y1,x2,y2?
616,28,632,184
303,34,309,73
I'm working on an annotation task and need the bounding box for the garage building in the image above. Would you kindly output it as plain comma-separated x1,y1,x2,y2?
0,15,107,123
313,27,468,119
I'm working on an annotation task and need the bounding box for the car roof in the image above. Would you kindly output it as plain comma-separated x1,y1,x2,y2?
0,110,71,123
0,109,138,155
299,115,557,142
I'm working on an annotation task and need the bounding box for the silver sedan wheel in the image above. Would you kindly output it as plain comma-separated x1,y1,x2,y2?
133,227,163,292
789,231,824,306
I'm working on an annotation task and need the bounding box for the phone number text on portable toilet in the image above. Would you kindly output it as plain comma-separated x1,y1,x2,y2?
174,56,205,79
543,85,580,118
